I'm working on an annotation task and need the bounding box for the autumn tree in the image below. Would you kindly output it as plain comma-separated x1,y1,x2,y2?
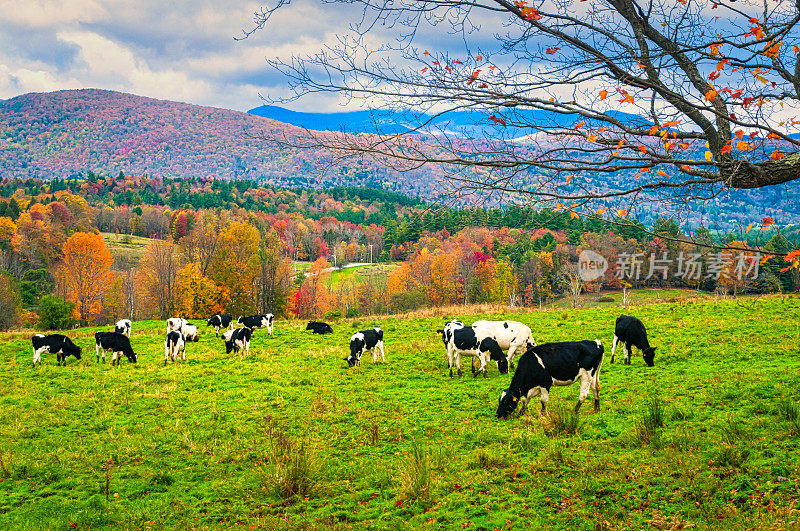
210,221,260,316
247,0,800,222
254,231,293,316
297,257,334,318
138,239,180,319
56,232,115,325
176,262,227,318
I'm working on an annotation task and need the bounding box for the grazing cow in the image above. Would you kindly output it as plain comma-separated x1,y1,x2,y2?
238,314,274,336
346,328,385,367
206,313,233,337
611,315,656,366
95,331,137,365
437,325,506,378
306,321,333,334
31,334,82,366
164,331,186,365
471,320,536,371
166,317,187,333
180,323,200,342
223,327,252,356
114,319,132,338
496,340,604,419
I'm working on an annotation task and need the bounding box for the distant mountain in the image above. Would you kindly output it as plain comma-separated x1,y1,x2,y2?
0,89,798,228
0,89,440,195
247,105,651,137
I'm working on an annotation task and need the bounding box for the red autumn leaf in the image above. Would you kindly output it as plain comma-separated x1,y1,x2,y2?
767,132,780,139
721,144,732,154
762,216,775,226
709,71,720,81
771,150,785,160
638,145,647,153
478,83,488,88
454,60,463,65
599,90,608,100
663,120,681,127
489,115,507,127
705,89,717,102
546,47,560,54
656,169,669,177
574,120,585,129
424,50,429,55
422,67,428,73
475,55,482,61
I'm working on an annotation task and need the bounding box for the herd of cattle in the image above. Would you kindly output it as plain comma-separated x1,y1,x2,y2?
27,312,656,420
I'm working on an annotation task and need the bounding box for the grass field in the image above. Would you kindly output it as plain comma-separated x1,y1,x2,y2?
101,233,155,266
1,297,800,529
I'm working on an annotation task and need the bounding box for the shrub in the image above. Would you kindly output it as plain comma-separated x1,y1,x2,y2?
345,307,359,318
543,405,582,437
597,296,615,303
324,309,342,320
399,440,431,501
38,295,75,330
633,396,665,446
261,433,321,503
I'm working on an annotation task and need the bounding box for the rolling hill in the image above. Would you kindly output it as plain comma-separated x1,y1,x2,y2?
1,89,799,227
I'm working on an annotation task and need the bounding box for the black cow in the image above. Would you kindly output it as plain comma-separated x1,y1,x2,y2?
496,340,604,419
346,328,385,367
306,321,333,334
31,334,82,366
206,313,233,337
611,315,656,366
94,331,137,365
237,314,274,336
223,327,252,356
437,325,505,378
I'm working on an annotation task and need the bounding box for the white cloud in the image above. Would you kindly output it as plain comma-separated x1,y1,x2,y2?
0,0,108,27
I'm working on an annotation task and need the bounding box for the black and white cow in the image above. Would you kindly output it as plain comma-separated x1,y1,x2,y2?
346,328,385,367
611,315,656,367
166,317,187,333
471,320,535,371
238,314,274,336
496,340,604,419
114,319,132,338
164,330,186,366
31,334,82,366
95,331,137,365
180,322,199,342
306,321,333,334
223,327,252,356
206,313,233,337
437,325,506,378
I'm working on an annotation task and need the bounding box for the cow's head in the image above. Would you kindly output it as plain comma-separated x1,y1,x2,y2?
496,388,520,419
643,347,656,367
481,337,508,374
124,349,137,363
68,343,83,360
236,316,244,325
306,321,315,330
346,336,364,367
206,316,216,326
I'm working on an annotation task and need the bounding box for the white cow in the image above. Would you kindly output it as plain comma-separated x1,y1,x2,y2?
114,319,132,338
166,317,187,333
469,320,536,376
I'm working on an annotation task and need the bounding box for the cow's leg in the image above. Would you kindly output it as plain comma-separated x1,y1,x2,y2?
610,335,618,363
591,371,601,412
181,343,186,361
519,387,541,417
575,371,592,413
539,388,550,415
447,345,454,378
95,343,100,363
455,351,462,377
57,353,62,366
624,345,632,365
33,347,43,366
506,342,519,371
379,341,385,362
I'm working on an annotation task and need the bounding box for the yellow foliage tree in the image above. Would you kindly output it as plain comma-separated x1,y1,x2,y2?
429,251,460,306
56,232,114,325
211,221,260,316
176,262,227,318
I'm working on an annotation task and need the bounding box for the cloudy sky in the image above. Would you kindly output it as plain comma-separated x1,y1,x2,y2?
0,0,388,112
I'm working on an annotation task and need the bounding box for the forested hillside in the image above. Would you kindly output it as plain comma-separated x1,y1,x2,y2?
0,175,798,331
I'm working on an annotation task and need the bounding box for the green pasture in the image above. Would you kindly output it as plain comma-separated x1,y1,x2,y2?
1,297,799,529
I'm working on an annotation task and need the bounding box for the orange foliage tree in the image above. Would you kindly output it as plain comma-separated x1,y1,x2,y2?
56,232,114,325
296,257,333,318
176,262,227,318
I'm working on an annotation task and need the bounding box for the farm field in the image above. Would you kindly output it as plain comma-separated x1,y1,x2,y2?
101,233,155,266
1,297,799,529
